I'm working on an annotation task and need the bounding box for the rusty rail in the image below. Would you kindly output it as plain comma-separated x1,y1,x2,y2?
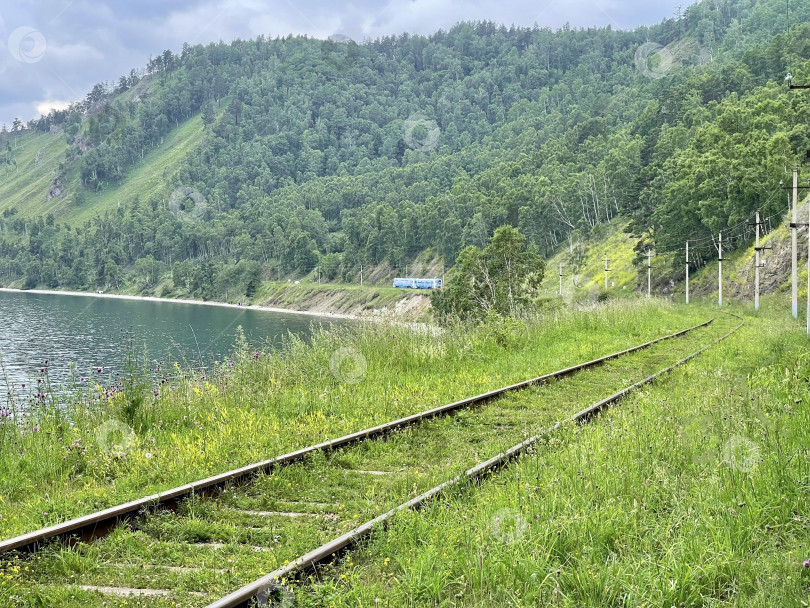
0,318,712,556
207,313,742,608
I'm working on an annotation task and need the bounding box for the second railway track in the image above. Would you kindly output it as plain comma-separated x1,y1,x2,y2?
0,315,737,607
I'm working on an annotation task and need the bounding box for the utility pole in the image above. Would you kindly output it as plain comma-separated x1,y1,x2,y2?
750,210,772,312
755,211,761,311
317,266,321,284
559,262,563,297
718,232,725,307
787,176,810,324
754,211,762,311
788,178,810,331
793,165,799,318
685,241,690,304
647,250,653,297
360,264,363,287
604,253,611,290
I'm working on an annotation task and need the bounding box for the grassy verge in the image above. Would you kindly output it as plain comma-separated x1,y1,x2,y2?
296,300,810,607
0,300,706,541
3,313,731,606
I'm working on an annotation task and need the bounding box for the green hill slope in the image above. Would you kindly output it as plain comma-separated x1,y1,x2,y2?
0,131,69,218
1,0,809,306
70,113,205,225
538,221,642,301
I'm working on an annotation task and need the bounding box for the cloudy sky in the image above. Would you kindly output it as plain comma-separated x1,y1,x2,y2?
0,0,693,128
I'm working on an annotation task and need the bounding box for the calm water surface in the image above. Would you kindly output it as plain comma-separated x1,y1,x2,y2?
0,290,334,394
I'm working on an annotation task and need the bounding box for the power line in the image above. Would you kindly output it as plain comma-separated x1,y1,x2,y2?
654,197,791,258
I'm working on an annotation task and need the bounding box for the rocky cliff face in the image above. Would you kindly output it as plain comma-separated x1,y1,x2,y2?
691,200,810,299
46,175,63,200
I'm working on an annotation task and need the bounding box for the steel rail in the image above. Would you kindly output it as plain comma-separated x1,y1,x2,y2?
0,318,712,556
208,313,743,608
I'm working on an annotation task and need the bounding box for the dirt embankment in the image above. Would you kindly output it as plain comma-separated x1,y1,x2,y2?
257,284,433,321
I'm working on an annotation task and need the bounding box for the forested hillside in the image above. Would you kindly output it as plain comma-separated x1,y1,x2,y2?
1,0,809,300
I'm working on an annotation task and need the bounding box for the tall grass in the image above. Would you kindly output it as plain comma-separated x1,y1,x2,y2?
0,299,707,542
298,301,810,607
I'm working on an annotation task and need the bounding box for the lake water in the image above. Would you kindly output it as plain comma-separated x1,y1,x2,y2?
0,290,333,395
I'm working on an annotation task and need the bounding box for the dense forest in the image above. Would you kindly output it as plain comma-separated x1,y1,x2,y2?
1,0,809,301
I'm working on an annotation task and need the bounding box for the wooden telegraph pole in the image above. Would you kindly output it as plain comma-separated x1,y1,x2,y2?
604,253,611,290
647,250,653,297
559,262,563,297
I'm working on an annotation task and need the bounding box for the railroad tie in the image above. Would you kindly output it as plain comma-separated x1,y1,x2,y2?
228,508,318,518
78,585,205,597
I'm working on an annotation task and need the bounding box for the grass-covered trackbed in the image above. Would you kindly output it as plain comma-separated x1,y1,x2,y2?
0,313,742,607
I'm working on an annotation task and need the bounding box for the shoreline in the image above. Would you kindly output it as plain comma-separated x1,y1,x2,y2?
0,287,361,321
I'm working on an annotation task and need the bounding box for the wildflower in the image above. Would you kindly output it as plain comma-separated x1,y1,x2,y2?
96,367,103,373
145,452,153,459
252,352,260,360
804,560,810,568
33,426,40,432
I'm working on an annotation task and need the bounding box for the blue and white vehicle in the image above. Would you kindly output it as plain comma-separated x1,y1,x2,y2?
393,277,443,289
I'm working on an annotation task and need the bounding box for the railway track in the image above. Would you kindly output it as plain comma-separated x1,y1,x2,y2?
0,315,740,608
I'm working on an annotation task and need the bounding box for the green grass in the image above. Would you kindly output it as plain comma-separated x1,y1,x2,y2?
0,299,720,606
7,319,731,606
295,299,810,607
3,298,809,606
